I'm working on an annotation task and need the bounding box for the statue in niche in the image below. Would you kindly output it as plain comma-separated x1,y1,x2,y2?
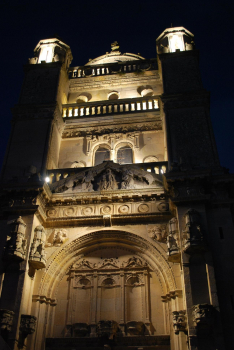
29,225,46,269
98,169,118,191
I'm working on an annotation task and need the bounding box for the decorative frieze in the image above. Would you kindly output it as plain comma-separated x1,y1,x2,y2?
29,225,46,269
62,122,162,139
0,309,14,332
172,310,187,334
50,163,163,194
182,209,205,253
4,216,27,262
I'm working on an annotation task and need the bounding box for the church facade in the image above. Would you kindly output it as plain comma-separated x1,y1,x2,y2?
0,27,233,350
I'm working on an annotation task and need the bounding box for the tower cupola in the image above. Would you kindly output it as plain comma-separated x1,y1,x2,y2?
156,26,194,54
29,37,73,68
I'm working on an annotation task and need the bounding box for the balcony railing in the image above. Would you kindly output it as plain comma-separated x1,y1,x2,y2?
46,162,168,184
63,97,159,119
68,59,158,79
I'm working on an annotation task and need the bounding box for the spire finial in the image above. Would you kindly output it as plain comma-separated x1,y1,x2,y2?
111,41,120,52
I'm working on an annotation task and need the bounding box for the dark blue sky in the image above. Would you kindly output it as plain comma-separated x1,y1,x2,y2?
0,0,233,172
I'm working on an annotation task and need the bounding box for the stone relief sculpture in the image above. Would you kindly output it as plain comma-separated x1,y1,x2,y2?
66,255,150,338
122,256,147,268
29,225,46,269
0,309,14,333
98,169,118,190
81,170,96,191
50,162,163,194
148,224,167,242
121,168,134,189
46,229,68,247
4,216,27,262
19,315,37,347
172,310,187,334
192,304,214,332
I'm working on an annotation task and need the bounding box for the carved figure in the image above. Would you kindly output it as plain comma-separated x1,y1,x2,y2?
0,309,14,332
98,169,118,190
81,170,95,191
52,229,68,246
20,315,37,335
172,310,187,334
183,209,205,253
4,216,27,262
192,304,214,331
29,226,46,269
121,168,134,189
73,259,96,270
123,256,147,268
148,225,167,242
167,218,180,262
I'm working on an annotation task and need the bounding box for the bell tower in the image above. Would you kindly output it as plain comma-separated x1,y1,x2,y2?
1,37,72,181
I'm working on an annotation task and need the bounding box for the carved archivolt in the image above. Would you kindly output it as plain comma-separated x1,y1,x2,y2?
37,230,177,299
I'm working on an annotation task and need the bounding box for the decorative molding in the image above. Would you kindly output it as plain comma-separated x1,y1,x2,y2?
62,122,162,139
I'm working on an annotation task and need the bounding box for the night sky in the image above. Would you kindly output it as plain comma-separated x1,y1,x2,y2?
0,0,233,173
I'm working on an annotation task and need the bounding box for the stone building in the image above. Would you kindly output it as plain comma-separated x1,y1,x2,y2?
0,27,233,350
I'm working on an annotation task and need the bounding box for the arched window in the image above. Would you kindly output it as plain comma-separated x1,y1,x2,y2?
117,146,133,164
94,147,110,166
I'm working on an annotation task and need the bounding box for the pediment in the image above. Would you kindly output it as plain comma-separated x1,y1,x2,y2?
50,161,163,194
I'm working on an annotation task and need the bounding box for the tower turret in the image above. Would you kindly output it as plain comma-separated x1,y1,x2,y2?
156,26,195,54
29,37,73,68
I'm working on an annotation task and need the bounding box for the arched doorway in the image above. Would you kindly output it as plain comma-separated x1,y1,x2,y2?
33,231,176,349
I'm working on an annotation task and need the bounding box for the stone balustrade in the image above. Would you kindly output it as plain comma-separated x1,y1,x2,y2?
62,96,159,119
68,59,158,79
